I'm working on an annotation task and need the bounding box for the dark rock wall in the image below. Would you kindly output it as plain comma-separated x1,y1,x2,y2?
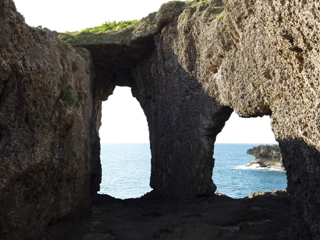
131,37,232,199
158,1,320,238
279,139,320,240
2,0,320,239
207,1,320,238
0,0,98,239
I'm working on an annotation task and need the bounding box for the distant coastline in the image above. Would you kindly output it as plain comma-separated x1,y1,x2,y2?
245,145,284,171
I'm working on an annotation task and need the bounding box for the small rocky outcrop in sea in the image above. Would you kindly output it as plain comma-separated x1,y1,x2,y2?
246,145,284,171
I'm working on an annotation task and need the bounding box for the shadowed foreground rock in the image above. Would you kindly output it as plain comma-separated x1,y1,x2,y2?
0,0,100,239
45,192,290,240
2,0,320,239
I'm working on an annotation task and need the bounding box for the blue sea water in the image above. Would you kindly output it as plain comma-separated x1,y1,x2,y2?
212,144,287,198
99,143,287,199
99,143,152,199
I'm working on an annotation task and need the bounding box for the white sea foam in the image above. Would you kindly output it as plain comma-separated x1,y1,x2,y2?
235,163,285,171
235,163,264,170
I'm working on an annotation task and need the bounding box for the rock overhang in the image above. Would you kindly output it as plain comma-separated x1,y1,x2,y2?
58,0,320,238
2,0,320,239
57,0,224,73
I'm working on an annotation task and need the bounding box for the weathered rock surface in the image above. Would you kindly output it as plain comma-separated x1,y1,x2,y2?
45,192,291,240
181,1,320,238
246,145,284,170
0,0,100,239
61,1,234,199
2,0,320,239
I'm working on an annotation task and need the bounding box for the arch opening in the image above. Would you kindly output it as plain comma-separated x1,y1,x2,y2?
212,112,288,198
98,86,152,199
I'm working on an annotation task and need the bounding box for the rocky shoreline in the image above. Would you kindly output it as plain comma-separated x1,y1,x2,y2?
246,145,285,171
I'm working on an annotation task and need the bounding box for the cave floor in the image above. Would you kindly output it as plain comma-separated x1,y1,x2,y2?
44,192,290,240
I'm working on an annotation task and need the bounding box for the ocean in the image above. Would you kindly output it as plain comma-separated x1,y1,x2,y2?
99,143,287,199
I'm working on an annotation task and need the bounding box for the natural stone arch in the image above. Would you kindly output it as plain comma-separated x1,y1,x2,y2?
90,51,231,199
2,0,320,238
63,0,320,237
73,2,234,199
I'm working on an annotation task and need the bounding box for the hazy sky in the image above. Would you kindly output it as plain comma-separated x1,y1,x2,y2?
101,87,276,144
14,0,169,32
14,0,277,144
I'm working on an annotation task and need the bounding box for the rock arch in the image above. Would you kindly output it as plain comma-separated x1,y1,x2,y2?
88,35,233,199
2,0,320,239
79,1,320,238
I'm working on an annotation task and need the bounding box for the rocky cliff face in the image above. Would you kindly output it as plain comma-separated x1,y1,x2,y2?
177,1,320,238
246,145,284,170
0,0,100,239
61,0,320,239
2,0,320,239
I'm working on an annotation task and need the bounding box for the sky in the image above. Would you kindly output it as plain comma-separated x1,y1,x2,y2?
14,0,277,144
14,0,170,32
100,87,277,144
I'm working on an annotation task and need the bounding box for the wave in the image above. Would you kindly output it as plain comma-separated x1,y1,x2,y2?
235,163,285,171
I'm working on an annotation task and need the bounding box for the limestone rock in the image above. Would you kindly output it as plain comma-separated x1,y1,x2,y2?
60,0,233,200
57,0,320,238
246,190,288,199
174,1,320,238
0,0,99,239
246,145,284,170
2,0,320,239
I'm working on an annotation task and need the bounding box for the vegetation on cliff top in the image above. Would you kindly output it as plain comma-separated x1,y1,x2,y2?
58,1,224,46
58,14,156,46
179,0,224,25
58,21,136,45
33,26,47,38
80,20,139,33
